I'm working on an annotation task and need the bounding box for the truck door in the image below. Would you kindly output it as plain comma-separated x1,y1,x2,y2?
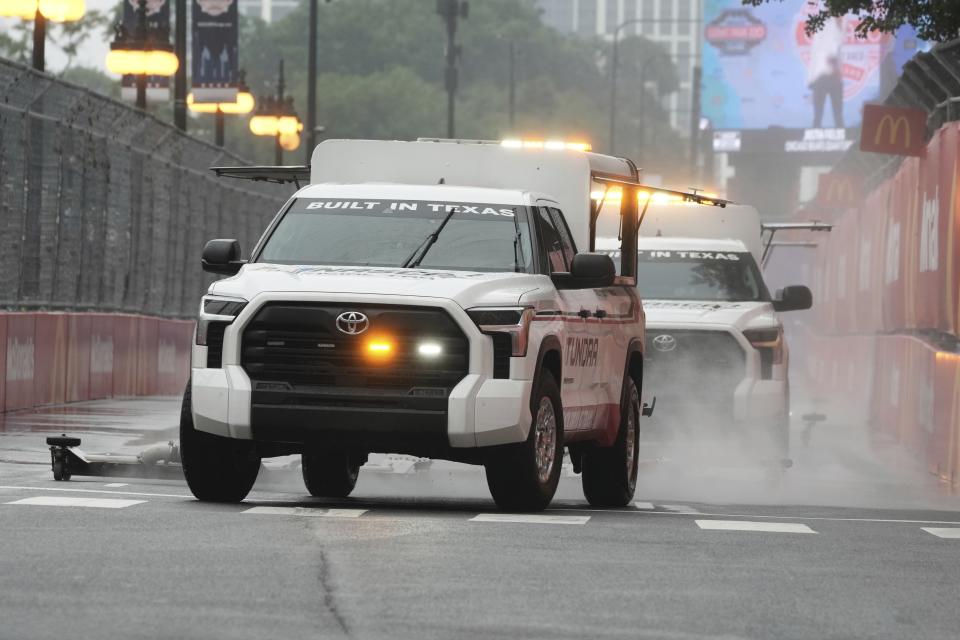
536,205,602,432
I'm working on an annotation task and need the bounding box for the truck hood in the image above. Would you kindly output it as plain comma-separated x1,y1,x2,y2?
209,263,546,309
643,299,776,331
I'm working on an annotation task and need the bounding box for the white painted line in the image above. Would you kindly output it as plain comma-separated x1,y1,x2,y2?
633,501,655,510
922,527,960,539
6,496,146,509
696,519,816,534
242,506,367,518
0,485,189,499
104,483,129,488
471,513,590,525
663,504,701,514
544,507,960,527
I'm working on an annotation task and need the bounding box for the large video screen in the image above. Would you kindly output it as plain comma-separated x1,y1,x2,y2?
702,0,925,131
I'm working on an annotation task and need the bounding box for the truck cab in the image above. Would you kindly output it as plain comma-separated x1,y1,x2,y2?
184,139,654,511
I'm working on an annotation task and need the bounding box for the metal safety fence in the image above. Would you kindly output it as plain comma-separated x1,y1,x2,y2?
0,58,286,319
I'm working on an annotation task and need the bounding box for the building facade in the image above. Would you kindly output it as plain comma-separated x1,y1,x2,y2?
239,0,299,23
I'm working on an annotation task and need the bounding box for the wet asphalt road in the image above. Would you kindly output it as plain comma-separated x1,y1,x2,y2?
1,399,959,640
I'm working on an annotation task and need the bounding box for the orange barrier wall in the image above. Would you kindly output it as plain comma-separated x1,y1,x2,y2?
787,121,960,494
1,312,193,414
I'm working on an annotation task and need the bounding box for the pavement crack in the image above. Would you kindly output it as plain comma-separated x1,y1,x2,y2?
318,550,351,637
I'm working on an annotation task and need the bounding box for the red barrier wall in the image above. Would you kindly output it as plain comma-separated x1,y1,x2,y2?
1,312,193,415
792,121,960,494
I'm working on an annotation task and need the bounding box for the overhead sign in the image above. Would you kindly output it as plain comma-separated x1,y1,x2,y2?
816,172,863,208
702,0,926,131
859,103,927,156
191,0,239,103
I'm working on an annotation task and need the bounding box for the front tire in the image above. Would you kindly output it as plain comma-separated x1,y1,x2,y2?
484,371,564,512
180,382,261,502
581,376,641,507
302,450,361,498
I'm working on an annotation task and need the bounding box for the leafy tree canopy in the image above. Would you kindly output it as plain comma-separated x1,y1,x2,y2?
743,0,960,42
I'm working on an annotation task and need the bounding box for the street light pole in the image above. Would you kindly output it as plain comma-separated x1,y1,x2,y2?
306,0,318,163
31,9,45,71
607,17,700,155
215,107,224,147
135,0,148,110
276,58,285,165
637,53,670,165
508,40,515,130
437,0,468,139
174,0,187,131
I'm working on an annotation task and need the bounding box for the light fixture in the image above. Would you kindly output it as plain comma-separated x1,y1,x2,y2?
0,0,39,19
500,139,592,152
417,342,443,357
38,0,84,21
188,91,255,115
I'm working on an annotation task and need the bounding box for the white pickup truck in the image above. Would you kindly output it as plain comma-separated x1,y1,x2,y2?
183,139,688,511
596,199,814,464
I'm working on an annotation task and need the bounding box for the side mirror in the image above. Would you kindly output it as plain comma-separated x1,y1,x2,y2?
202,239,246,276
773,285,812,312
553,253,616,290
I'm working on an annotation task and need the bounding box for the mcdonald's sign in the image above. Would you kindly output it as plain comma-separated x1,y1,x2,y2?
860,104,927,157
817,173,863,208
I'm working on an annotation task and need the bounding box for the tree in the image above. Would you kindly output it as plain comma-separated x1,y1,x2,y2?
232,0,688,172
743,0,960,42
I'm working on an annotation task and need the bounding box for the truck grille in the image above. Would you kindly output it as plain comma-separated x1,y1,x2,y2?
644,329,746,410
241,302,469,395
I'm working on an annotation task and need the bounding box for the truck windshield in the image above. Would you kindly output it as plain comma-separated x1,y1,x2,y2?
608,249,769,302
257,198,533,273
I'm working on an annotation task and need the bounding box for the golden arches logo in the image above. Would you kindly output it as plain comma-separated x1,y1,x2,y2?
873,114,912,149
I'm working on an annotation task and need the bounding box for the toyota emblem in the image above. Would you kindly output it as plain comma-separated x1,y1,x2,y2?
652,334,677,352
336,311,369,335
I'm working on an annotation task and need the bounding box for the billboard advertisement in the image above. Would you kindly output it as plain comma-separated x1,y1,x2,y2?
702,0,925,131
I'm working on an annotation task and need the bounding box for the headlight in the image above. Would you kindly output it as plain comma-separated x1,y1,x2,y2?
743,326,783,375
196,294,248,345
467,306,535,357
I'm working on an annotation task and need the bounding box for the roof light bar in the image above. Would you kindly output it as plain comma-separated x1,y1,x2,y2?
500,139,592,152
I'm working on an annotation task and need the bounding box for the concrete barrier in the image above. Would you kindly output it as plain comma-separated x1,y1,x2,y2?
1,312,193,416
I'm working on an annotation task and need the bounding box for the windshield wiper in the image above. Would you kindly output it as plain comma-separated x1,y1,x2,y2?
401,205,459,268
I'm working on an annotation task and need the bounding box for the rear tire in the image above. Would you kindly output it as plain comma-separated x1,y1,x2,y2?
582,376,641,508
302,450,361,498
484,371,564,512
180,382,260,502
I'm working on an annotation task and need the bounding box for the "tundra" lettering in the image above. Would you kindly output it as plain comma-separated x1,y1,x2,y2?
566,337,598,368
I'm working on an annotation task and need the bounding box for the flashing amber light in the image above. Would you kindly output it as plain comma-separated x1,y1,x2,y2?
105,48,179,77
38,0,84,21
501,139,592,152
187,91,255,115
366,338,394,359
1,0,39,19
590,188,720,206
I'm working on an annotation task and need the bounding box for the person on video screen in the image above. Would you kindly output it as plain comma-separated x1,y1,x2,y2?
807,17,844,128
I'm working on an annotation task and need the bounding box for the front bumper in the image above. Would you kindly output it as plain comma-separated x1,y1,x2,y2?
191,292,533,450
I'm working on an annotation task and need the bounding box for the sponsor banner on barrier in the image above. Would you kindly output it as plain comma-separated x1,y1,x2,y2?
5,314,36,412
1,313,193,414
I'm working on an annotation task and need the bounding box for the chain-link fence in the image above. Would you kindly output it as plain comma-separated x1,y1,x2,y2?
0,58,287,319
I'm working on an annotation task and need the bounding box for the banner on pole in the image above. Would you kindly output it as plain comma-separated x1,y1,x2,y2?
119,0,172,104
191,0,239,103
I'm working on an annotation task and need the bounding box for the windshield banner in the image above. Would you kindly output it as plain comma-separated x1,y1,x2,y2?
291,199,521,219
